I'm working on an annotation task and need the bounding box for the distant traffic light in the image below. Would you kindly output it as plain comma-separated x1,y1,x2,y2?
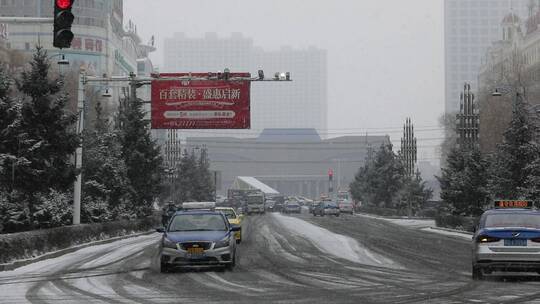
53,0,75,49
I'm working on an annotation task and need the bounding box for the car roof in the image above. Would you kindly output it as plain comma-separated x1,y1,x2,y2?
483,208,540,215
174,210,223,216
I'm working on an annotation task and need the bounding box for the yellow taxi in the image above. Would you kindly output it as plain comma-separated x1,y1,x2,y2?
216,207,244,243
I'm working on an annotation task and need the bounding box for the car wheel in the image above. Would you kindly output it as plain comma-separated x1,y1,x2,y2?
472,265,483,280
160,262,169,273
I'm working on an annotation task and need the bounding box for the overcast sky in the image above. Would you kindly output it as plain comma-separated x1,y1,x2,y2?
125,0,444,162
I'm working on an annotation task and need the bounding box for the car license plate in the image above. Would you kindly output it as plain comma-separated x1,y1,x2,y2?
504,239,527,246
187,247,205,254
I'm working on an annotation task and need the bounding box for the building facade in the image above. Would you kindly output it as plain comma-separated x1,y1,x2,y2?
185,129,389,199
445,0,527,114
163,32,328,138
478,4,540,153
0,0,155,122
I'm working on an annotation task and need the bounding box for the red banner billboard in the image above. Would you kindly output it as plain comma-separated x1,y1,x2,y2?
151,73,251,129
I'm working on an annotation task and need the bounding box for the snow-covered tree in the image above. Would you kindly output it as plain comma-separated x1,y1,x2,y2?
489,95,537,199
0,63,21,192
116,95,162,217
194,147,215,201
174,149,198,203
437,146,490,216
81,102,132,221
398,170,433,215
350,143,405,208
14,47,79,196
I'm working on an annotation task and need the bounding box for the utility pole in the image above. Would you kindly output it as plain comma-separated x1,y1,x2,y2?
456,83,479,149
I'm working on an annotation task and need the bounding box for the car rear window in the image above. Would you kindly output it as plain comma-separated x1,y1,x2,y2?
484,213,540,229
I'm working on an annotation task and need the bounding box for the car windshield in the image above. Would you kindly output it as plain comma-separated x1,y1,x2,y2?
484,213,540,229
168,214,227,232
218,209,237,219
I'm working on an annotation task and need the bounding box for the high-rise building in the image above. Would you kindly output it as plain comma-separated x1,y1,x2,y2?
444,0,527,114
163,32,328,137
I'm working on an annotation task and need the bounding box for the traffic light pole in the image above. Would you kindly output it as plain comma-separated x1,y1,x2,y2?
73,70,85,225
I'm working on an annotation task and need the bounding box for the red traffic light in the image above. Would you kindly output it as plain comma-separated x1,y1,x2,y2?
328,169,333,177
56,0,73,9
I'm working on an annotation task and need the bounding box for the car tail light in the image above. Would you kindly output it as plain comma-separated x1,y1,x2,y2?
476,235,500,243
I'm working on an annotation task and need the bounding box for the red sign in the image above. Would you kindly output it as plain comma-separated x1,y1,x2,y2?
494,200,533,209
151,73,251,129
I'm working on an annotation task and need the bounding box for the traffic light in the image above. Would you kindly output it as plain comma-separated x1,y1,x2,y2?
53,0,75,49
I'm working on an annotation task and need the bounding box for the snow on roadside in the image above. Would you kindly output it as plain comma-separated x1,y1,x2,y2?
356,213,435,229
421,227,473,240
272,213,400,268
356,213,472,240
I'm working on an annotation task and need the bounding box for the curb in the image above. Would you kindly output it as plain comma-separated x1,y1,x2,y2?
0,230,156,272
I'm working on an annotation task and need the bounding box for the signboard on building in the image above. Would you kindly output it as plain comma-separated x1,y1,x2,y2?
0,23,8,40
151,73,251,129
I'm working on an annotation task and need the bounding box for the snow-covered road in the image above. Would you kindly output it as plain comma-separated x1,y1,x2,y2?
1,213,539,303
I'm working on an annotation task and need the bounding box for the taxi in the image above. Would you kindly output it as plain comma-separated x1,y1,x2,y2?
157,202,240,273
216,207,243,244
472,200,540,280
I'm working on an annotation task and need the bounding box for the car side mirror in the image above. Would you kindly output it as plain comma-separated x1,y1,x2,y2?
156,227,165,233
230,225,241,232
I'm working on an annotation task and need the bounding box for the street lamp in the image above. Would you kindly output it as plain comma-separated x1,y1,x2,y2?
102,88,112,98
48,53,69,65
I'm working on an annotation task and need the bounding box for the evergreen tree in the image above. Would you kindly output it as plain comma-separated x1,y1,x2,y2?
15,47,79,199
194,148,215,201
175,149,198,203
371,143,405,208
350,160,374,205
0,63,20,192
117,95,162,216
399,170,433,215
82,102,131,221
489,96,537,199
437,146,489,216
350,143,404,208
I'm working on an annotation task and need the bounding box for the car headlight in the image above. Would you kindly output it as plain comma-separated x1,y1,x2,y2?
214,236,231,249
162,236,177,249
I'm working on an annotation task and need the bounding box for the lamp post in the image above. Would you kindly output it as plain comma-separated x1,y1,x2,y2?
72,70,115,225
163,167,176,203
